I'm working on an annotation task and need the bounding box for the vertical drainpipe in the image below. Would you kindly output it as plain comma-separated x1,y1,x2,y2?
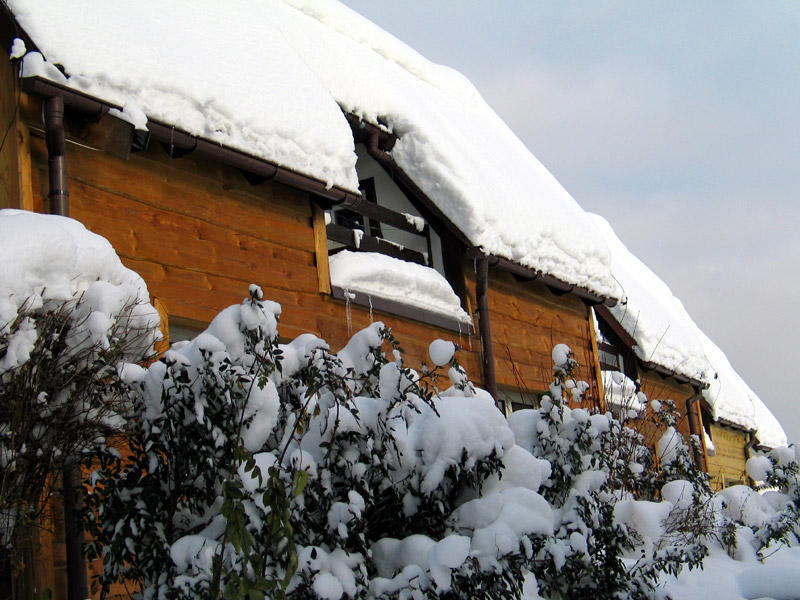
44,94,86,599
44,95,69,216
744,431,757,488
63,457,88,600
685,391,705,471
476,255,499,407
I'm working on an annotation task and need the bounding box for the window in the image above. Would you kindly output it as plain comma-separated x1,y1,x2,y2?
594,309,638,382
327,145,439,270
322,144,473,334
499,387,541,416
597,327,625,373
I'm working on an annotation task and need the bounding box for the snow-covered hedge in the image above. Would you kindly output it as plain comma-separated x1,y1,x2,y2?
85,287,728,600
4,212,799,598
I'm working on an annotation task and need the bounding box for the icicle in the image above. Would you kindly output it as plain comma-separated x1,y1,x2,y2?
368,295,373,322
344,289,354,336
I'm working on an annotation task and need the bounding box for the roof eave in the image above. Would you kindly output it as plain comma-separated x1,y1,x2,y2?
18,76,360,205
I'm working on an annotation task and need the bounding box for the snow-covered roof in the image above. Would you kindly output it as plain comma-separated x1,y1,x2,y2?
590,214,787,447
8,0,618,299
590,215,711,383
694,328,787,449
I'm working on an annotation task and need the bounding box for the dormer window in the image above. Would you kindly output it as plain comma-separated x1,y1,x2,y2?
323,141,471,333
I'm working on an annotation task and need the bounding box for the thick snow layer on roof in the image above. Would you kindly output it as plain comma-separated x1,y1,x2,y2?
10,0,359,192
694,327,787,448
279,1,617,297
329,251,471,325
9,0,618,298
590,215,711,382
590,214,787,446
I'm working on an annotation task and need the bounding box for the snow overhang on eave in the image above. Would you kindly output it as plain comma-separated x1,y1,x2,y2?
0,3,36,58
639,359,708,390
486,254,615,307
16,76,361,206
714,417,756,435
345,115,617,308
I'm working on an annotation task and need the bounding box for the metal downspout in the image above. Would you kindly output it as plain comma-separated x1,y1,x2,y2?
63,457,88,600
744,431,757,487
476,256,499,407
43,93,88,600
44,95,69,216
685,392,705,470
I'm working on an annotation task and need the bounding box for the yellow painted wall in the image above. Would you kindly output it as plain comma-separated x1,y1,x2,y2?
706,423,749,491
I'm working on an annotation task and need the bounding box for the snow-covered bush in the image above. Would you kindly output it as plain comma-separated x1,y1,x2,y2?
87,288,722,599
509,348,710,599
0,210,160,553
730,446,800,556
87,287,546,599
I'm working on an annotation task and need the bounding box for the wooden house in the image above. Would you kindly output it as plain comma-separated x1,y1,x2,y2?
0,1,619,407
0,3,620,597
0,1,787,598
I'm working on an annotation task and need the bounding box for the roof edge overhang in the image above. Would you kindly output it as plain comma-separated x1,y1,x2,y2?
640,359,708,390
17,76,361,205
595,306,708,389
714,416,757,435
346,115,617,308
594,304,637,345
486,254,615,307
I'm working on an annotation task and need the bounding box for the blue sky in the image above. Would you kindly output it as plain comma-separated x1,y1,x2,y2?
342,1,800,444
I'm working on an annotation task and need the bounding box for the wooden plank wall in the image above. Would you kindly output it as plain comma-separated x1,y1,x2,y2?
706,423,748,490
638,375,698,442
463,268,602,408
0,55,35,211
24,109,478,381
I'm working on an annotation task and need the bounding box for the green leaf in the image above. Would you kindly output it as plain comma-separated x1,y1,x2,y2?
292,470,309,497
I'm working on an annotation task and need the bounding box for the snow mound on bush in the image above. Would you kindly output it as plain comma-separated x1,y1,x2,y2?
0,209,159,372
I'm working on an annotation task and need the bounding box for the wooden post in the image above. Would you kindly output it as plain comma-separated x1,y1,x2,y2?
587,307,606,413
684,392,706,471
311,200,331,295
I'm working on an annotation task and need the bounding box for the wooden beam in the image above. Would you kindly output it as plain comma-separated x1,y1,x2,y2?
312,201,331,294
326,223,427,265
16,105,34,211
587,307,607,413
334,196,426,235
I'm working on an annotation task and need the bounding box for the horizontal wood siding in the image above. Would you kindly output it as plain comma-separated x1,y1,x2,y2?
26,125,481,378
706,423,748,490
464,268,601,406
639,376,697,442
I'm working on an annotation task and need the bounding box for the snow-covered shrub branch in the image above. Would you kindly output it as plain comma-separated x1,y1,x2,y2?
509,347,712,599
85,290,730,600
0,210,160,554
718,446,800,559
87,288,536,599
